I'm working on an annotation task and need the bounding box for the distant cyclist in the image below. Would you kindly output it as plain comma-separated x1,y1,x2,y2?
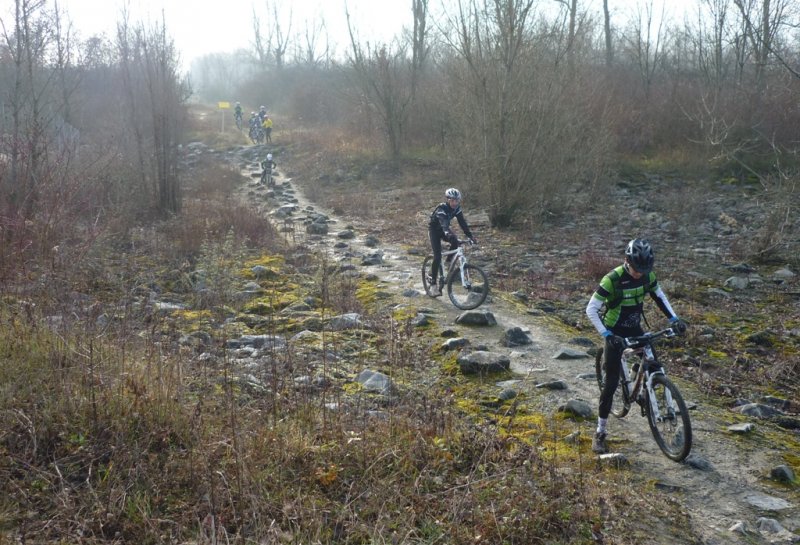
248,112,259,130
248,112,262,143
260,153,277,186
427,188,476,297
233,102,243,130
262,116,273,143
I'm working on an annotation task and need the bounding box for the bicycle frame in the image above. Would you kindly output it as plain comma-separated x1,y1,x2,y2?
422,240,488,310
439,246,468,288
619,329,676,413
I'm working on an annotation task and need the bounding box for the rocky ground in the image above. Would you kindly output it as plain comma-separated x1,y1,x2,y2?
211,136,800,544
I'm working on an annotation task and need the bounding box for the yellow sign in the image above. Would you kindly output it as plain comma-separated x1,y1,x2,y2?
218,101,230,109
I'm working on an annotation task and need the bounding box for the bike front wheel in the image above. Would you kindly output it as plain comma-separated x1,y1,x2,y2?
595,347,630,418
446,263,488,310
646,374,692,462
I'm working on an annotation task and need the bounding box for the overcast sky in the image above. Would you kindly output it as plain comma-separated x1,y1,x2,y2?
55,0,697,69
58,0,415,66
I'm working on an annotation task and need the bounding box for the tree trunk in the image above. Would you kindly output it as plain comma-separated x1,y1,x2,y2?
603,0,613,67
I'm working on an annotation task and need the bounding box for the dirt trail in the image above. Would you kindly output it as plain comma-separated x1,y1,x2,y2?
237,156,799,545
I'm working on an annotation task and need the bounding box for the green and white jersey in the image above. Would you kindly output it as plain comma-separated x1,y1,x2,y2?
586,264,676,334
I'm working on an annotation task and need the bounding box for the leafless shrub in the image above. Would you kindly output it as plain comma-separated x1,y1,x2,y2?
578,249,618,283
747,198,796,262
440,1,614,227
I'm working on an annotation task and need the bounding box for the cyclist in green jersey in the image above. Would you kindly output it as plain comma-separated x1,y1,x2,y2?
585,238,687,454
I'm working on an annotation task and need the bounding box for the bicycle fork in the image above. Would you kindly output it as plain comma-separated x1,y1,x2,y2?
645,371,677,423
447,256,472,289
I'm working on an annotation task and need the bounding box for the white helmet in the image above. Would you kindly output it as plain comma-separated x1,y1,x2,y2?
266,153,273,161
445,187,462,201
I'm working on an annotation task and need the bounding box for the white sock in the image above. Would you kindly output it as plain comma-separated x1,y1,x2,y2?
596,418,607,435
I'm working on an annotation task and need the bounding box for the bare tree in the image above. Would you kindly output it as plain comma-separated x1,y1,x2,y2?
252,0,293,69
52,0,78,126
1,0,51,211
440,0,613,227
554,0,579,71
117,15,149,195
602,0,613,66
733,0,798,84
293,15,329,67
695,0,731,93
733,0,770,88
252,6,270,68
621,0,668,99
410,0,430,98
345,0,429,160
116,14,186,214
142,18,184,213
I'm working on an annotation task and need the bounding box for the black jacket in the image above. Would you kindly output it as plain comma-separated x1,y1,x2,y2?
429,202,473,240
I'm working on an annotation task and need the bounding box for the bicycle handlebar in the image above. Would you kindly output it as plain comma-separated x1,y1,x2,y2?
623,327,677,348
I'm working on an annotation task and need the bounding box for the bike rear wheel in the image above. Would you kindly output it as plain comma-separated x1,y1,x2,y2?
446,263,488,310
595,347,630,418
421,256,437,296
646,374,692,462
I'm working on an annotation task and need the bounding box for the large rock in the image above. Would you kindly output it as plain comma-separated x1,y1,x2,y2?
737,403,784,419
356,369,396,395
557,399,593,418
361,252,384,266
328,313,364,330
501,326,533,347
553,347,590,360
457,351,510,375
455,310,497,326
306,221,329,235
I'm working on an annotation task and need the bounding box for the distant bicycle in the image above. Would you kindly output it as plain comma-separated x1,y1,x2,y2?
595,327,692,462
234,111,243,131
421,240,488,310
249,126,265,144
260,165,274,187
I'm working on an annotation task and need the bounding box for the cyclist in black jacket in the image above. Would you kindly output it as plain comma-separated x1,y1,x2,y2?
427,188,476,296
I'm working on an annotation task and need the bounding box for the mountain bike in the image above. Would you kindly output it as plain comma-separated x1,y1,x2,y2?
421,240,489,310
249,126,264,144
260,165,274,187
595,327,692,462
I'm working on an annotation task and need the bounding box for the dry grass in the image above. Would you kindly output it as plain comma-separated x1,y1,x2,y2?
0,257,692,544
